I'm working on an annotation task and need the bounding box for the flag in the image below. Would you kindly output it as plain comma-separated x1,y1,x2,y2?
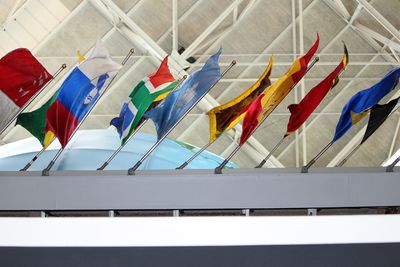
16,93,57,147
207,56,273,143
110,56,177,144
240,34,320,144
0,48,52,131
145,48,222,140
360,96,400,144
45,40,122,148
16,51,86,148
333,66,400,142
286,44,348,134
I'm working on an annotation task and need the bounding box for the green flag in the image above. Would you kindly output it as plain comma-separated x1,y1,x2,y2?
110,56,176,144
16,93,57,146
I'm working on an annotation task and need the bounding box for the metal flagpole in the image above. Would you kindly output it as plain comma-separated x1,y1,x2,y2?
128,60,236,175
97,76,187,170
214,144,241,174
0,64,67,137
255,134,288,168
215,56,320,174
301,141,333,173
176,141,214,169
41,48,134,176
20,143,52,171
336,142,362,167
386,155,400,172
97,120,147,170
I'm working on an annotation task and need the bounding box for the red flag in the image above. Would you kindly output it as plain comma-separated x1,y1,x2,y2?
240,93,264,145
0,48,52,107
286,44,348,134
239,33,320,145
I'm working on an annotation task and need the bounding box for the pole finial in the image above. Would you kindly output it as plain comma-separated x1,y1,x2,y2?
62,64,67,69
130,48,135,54
232,60,237,65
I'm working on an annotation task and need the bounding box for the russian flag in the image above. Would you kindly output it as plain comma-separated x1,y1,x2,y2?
45,40,121,148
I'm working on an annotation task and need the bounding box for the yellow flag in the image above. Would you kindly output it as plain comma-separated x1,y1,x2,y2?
207,56,274,142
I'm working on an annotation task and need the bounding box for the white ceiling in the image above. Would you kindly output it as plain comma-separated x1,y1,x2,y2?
0,0,399,169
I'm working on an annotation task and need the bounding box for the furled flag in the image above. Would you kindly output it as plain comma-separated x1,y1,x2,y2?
360,96,400,144
0,48,52,131
333,66,400,142
110,56,177,144
145,48,222,140
240,34,320,144
286,44,348,135
45,40,122,147
207,56,273,143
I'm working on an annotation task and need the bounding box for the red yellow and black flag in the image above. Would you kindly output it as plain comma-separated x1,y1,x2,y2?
207,56,273,142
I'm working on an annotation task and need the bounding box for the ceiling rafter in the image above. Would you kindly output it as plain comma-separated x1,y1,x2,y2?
176,0,320,168
327,88,400,167
90,0,284,168
278,0,398,162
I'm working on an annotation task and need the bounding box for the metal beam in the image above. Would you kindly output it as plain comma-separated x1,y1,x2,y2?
172,0,178,52
355,23,400,52
278,0,396,162
176,0,320,168
180,0,243,59
328,90,400,167
354,0,400,43
0,168,398,210
330,0,351,20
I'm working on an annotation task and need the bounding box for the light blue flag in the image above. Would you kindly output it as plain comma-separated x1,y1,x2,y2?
333,66,400,142
145,48,222,140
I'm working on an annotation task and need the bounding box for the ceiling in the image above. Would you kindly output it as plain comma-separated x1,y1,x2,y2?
0,0,399,169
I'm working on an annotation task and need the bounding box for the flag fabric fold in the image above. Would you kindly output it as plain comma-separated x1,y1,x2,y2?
110,56,176,144
240,34,320,144
45,40,122,148
16,93,57,147
360,96,400,144
333,66,400,142
0,48,52,131
145,48,222,140
286,44,348,134
207,56,273,143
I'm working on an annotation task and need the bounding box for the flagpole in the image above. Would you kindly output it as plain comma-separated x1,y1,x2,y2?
175,141,214,169
336,142,362,167
0,64,67,137
255,134,288,168
215,56,320,174
301,141,333,173
128,60,237,175
97,75,187,170
41,48,135,176
19,144,50,171
386,155,400,172
214,144,242,174
97,120,147,170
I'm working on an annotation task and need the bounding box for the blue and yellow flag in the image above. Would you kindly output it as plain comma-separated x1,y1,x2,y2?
145,48,222,140
333,66,400,142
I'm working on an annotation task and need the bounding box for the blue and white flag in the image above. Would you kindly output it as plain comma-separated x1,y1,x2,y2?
145,48,222,140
